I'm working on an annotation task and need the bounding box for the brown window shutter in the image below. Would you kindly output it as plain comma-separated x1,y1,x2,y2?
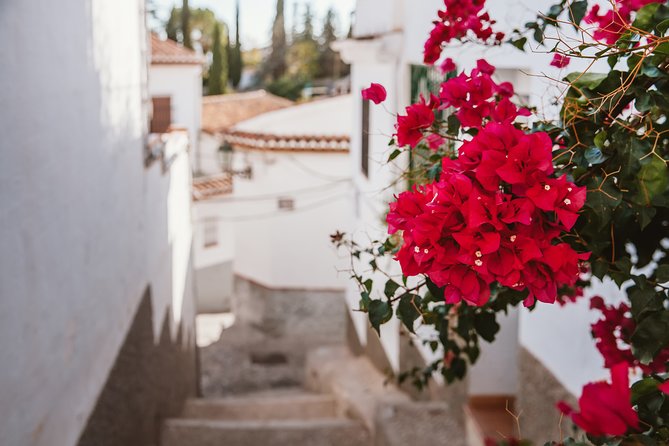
151,96,172,133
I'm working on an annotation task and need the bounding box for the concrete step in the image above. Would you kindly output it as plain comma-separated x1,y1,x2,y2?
182,393,338,420
161,417,371,446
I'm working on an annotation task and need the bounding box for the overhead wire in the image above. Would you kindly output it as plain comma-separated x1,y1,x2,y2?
193,188,353,223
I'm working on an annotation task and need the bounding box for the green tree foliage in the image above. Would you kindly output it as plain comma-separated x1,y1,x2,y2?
181,0,192,49
286,5,319,79
267,0,287,81
164,7,218,54
208,22,227,95
229,0,243,89
317,8,348,79
162,7,228,94
165,7,179,42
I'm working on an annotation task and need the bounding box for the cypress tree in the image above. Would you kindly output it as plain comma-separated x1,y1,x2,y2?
269,0,287,80
182,0,192,49
300,4,315,43
229,1,243,88
209,22,227,95
318,8,338,79
166,7,179,41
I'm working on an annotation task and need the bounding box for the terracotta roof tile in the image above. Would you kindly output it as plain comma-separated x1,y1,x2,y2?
201,90,293,134
223,130,349,153
192,174,233,201
150,33,205,65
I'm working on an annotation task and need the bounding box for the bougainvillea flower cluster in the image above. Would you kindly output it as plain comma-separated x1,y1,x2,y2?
386,61,588,307
584,0,663,44
590,296,669,373
558,363,639,436
424,0,504,64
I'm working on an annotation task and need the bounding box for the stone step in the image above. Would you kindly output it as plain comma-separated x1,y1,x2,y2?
182,393,338,421
161,417,371,446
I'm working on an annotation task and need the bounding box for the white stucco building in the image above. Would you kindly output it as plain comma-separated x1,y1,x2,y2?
149,33,204,169
337,0,618,442
0,2,197,446
192,95,353,313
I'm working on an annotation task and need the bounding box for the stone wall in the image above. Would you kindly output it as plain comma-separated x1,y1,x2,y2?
76,289,198,446
516,347,578,444
233,276,347,344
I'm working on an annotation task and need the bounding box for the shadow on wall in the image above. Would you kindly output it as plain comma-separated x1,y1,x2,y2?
76,287,198,446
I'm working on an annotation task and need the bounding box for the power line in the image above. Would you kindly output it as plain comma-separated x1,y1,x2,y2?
196,178,351,203
194,189,352,223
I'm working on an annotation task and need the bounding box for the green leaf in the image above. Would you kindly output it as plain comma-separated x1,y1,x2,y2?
396,293,422,334
388,149,401,162
636,156,668,205
629,287,664,319
511,37,527,51
569,0,588,27
447,114,461,134
363,279,373,293
633,2,662,31
658,18,669,35
359,291,371,310
426,278,444,301
638,206,657,230
593,130,607,149
565,72,608,89
657,264,669,283
368,300,392,334
474,312,500,343
631,310,669,364
384,279,400,298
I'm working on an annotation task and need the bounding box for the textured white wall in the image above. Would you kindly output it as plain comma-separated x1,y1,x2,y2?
0,1,195,445
192,148,352,290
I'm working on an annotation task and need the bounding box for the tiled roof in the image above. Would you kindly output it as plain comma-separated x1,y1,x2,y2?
222,130,349,153
202,90,293,134
150,33,205,65
192,174,233,201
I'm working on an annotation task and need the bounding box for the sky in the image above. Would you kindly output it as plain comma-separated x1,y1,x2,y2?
151,0,356,49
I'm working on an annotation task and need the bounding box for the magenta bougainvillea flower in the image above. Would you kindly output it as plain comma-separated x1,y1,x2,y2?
584,0,663,44
440,57,456,73
395,97,438,148
550,53,571,68
386,61,588,306
361,83,387,104
423,0,504,64
558,363,639,436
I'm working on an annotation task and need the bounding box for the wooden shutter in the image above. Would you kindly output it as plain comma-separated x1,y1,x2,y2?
151,96,172,133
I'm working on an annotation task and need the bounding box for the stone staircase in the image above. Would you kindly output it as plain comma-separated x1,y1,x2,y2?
161,389,370,446
160,322,372,446
162,310,467,446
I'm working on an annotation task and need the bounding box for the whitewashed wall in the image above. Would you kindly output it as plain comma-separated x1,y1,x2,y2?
149,64,202,171
194,150,352,291
0,1,195,445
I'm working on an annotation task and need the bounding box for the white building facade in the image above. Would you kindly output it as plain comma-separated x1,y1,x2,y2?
192,96,354,316
0,2,197,446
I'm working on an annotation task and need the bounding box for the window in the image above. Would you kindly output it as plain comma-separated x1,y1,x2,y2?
361,97,370,177
150,96,172,133
203,219,218,248
278,197,294,211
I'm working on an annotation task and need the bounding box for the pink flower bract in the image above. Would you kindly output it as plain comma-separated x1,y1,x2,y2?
361,83,387,104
